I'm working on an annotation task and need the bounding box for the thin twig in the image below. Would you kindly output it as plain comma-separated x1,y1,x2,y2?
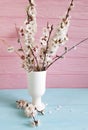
32,116,36,122
32,116,39,126
28,0,31,4
28,0,34,6
65,0,74,20
26,2,33,22
0,39,22,58
46,37,88,70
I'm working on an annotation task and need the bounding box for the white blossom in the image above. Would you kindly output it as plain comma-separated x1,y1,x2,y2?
31,0,35,5
42,27,49,37
46,17,70,58
24,104,37,117
28,6,37,17
40,38,47,46
7,46,14,53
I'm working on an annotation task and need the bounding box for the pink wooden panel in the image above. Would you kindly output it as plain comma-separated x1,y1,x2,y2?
0,0,88,89
0,57,88,74
0,74,88,89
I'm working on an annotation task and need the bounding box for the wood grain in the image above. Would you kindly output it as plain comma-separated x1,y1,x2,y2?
0,89,88,129
0,0,88,88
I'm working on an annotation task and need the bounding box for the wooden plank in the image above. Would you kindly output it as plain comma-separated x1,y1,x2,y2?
0,37,88,56
0,73,26,89
0,73,88,89
47,74,88,88
0,57,88,74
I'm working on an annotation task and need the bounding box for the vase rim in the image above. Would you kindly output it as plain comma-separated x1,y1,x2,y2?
30,70,46,73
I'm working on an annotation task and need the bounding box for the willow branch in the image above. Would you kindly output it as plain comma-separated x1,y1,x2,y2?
46,37,88,70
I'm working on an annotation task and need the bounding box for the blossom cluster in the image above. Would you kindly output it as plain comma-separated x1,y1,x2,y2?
8,0,74,72
16,99,44,126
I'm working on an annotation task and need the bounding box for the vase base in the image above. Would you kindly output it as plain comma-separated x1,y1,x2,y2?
34,103,45,111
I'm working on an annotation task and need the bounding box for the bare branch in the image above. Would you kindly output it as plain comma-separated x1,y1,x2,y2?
65,0,74,20
46,37,88,70
28,0,34,6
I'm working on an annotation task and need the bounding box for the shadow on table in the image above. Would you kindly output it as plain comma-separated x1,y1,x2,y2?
0,90,17,108
0,90,28,119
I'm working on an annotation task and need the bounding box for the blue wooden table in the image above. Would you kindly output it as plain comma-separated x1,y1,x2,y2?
0,88,88,130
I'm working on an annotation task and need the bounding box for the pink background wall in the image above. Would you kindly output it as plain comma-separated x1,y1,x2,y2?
0,0,88,89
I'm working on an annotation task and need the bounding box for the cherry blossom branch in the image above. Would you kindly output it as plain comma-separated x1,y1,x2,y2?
26,1,34,22
0,39,22,58
28,0,31,4
15,24,25,55
46,0,74,60
46,37,88,70
65,0,74,19
28,0,34,6
28,45,40,70
42,23,53,70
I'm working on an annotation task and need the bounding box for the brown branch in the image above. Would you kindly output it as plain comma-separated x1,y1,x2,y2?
46,37,88,70
65,0,74,20
28,45,40,71
42,23,53,70
15,24,25,55
28,0,34,6
26,0,34,22
28,0,31,4
26,6,33,22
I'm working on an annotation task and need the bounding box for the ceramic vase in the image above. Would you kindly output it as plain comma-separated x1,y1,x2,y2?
27,71,46,110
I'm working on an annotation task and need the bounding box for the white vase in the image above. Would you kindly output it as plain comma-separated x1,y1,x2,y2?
27,71,46,111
